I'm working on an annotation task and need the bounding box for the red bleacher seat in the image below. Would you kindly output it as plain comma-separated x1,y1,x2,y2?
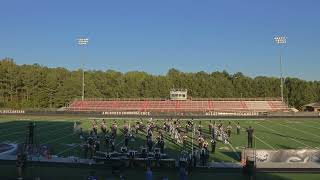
67,99,288,113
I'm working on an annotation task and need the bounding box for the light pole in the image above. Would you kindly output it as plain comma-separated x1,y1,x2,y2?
274,36,287,102
77,37,89,101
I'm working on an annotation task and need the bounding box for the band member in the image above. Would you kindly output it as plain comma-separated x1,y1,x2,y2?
208,120,213,134
192,148,197,167
105,134,110,152
147,138,153,152
200,147,207,166
135,121,140,134
88,136,95,158
236,122,241,135
110,138,115,152
101,120,107,134
94,140,100,152
83,143,89,159
198,121,202,135
111,121,118,136
73,122,78,134
123,122,129,135
226,122,232,137
182,134,188,147
124,133,130,147
198,136,204,148
159,138,165,153
212,122,216,140
185,122,190,133
210,139,217,153
92,120,98,135
203,141,209,151
246,126,254,148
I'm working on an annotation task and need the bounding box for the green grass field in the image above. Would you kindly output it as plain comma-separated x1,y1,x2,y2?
1,115,320,179
1,116,320,162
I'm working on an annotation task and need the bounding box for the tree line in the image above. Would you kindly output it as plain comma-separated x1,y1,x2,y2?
0,58,319,109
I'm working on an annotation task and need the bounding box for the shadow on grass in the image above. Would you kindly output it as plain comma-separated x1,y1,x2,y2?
221,151,241,162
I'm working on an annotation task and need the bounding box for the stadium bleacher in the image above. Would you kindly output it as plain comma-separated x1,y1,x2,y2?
67,99,289,113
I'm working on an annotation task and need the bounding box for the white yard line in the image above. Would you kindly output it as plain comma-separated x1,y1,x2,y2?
306,121,320,127
295,123,320,131
0,121,29,129
0,130,27,139
36,126,75,144
56,145,80,156
256,123,312,148
253,135,275,150
277,123,320,139
15,123,74,143
228,143,240,159
115,139,125,148
0,119,74,139
40,133,75,145
229,121,275,150
284,120,320,130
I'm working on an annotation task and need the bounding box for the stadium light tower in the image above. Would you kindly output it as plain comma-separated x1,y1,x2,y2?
274,36,287,102
77,37,89,101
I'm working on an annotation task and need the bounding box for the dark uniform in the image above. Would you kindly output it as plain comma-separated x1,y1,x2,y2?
111,138,115,152
209,123,213,134
198,121,202,135
212,125,216,139
200,148,207,166
28,122,35,145
92,121,98,135
227,122,232,137
147,138,153,152
246,126,254,148
211,139,217,153
236,122,241,135
192,149,197,167
101,121,107,134
105,135,110,151
124,134,129,147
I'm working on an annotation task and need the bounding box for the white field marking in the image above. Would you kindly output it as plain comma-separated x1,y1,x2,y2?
0,130,27,139
235,146,245,150
115,139,126,148
0,121,29,129
277,123,320,139
307,121,320,127
38,126,74,144
0,119,74,138
285,121,320,131
0,122,41,135
218,147,230,150
228,143,240,159
231,120,276,150
15,122,76,143
256,123,312,148
56,144,80,156
253,135,275,150
40,132,76,145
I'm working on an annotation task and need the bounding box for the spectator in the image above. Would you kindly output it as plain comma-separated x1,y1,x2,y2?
162,176,169,180
87,171,98,180
179,167,188,180
146,166,153,180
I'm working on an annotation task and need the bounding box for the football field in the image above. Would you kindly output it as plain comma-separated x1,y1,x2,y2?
1,115,320,163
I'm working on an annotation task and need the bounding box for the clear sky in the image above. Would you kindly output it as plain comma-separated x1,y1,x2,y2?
1,0,319,80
